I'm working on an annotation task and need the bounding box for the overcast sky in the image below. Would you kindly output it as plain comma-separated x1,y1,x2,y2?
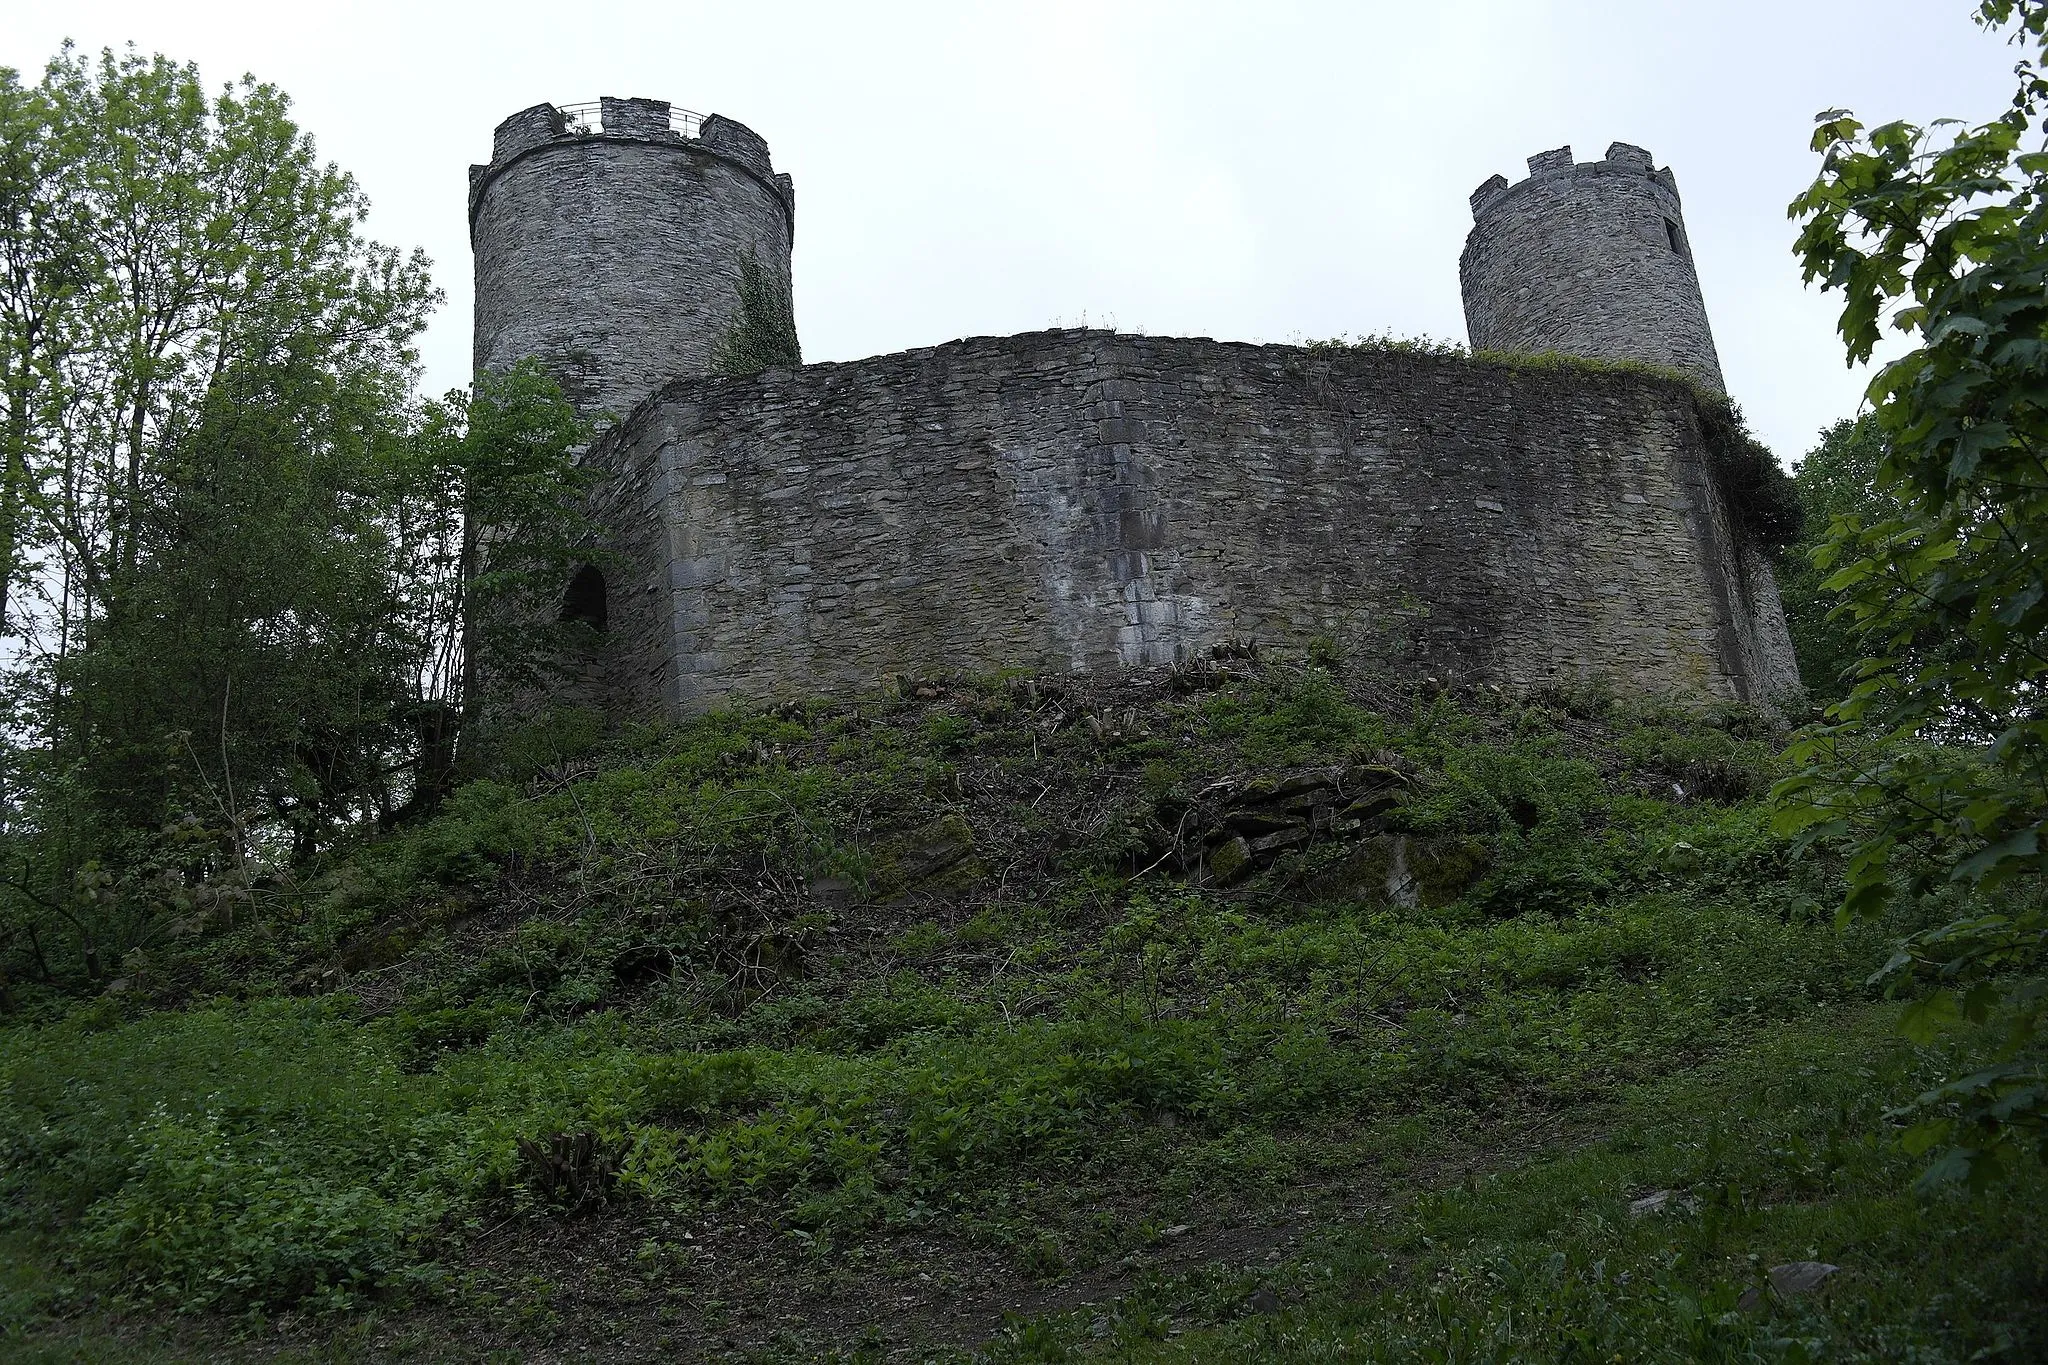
1,1,2022,463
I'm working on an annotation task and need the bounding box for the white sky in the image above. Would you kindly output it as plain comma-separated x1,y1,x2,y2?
1,1,2021,464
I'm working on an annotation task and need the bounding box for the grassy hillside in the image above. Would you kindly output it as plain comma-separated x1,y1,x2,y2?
2,659,2041,1361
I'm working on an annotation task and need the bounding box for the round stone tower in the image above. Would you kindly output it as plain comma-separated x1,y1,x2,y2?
469,97,796,423
1459,143,1724,392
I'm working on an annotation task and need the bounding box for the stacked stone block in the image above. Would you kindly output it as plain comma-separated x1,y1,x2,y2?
577,331,1800,717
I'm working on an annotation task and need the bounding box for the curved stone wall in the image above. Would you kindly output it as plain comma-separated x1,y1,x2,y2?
574,331,1800,718
1460,143,1725,392
470,98,795,423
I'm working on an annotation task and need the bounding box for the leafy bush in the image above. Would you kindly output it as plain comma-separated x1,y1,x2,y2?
77,1106,421,1311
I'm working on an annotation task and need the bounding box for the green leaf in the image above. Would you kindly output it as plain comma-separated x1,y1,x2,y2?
1900,991,1961,1044
1899,1115,1952,1157
1952,827,2040,885
1913,1144,1978,1191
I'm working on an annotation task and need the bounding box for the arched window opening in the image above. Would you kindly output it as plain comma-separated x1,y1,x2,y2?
1664,217,1685,253
561,564,608,632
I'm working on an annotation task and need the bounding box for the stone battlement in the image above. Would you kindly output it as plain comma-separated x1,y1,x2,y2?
1468,142,1681,220
468,98,792,223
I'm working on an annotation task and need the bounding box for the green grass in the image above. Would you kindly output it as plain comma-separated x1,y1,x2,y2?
982,1008,2048,1362
1,666,2038,1358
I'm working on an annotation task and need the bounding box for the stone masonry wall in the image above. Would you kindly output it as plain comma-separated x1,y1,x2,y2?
577,331,1797,716
1461,143,1726,392
470,100,795,422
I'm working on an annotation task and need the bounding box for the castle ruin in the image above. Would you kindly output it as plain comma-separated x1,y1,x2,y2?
468,101,1801,715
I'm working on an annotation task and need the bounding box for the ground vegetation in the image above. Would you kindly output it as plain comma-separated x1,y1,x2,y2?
2,661,2041,1360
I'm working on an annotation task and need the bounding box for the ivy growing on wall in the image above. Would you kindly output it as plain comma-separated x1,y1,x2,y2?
1694,397,1804,551
712,253,801,376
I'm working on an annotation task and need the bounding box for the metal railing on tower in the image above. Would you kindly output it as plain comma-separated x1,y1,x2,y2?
550,101,704,139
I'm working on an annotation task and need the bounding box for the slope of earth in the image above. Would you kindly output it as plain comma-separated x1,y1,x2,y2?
3,658,2042,1361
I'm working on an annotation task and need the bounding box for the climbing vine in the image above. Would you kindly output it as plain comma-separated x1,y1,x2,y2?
712,253,801,376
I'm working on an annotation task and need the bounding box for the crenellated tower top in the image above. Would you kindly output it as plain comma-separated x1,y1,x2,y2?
468,96,798,422
469,97,793,235
1459,142,1724,392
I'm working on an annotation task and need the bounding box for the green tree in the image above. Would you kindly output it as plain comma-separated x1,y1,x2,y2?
44,354,593,850
52,354,417,847
0,355,590,987
1774,0,2048,1182
1778,415,1898,694
0,44,435,652
0,49,593,987
0,68,86,636
398,360,597,808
